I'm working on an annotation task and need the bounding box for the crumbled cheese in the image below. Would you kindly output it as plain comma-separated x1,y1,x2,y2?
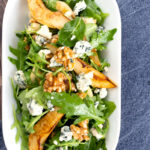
76,72,93,92
98,124,103,129
94,88,100,94
27,23,40,33
99,88,107,99
14,70,26,89
74,0,87,16
71,35,76,41
35,35,48,46
27,99,43,116
104,66,109,72
64,11,73,20
94,88,108,99
38,49,51,58
73,41,92,58
94,101,99,108
90,128,103,140
59,126,73,142
37,25,52,39
53,140,58,145
96,26,104,33
59,147,68,150
51,96,54,99
47,100,54,111
87,88,93,97
49,57,62,67
58,147,63,150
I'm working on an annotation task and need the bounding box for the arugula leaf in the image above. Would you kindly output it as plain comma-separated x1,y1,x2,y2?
75,135,98,150
63,0,80,9
102,100,116,118
11,105,28,150
25,86,47,107
80,0,108,24
44,92,105,123
23,110,48,133
18,90,30,111
91,29,117,49
8,40,28,70
11,79,21,114
18,86,47,110
43,0,58,11
85,23,97,41
58,17,86,47
90,58,110,72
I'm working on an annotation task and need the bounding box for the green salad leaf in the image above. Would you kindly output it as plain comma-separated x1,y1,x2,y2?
23,110,48,133
11,79,21,114
62,0,80,9
18,90,30,111
44,92,105,123
91,29,117,49
85,23,97,41
58,17,86,47
8,39,28,70
102,100,116,119
18,86,47,110
11,105,28,150
43,0,58,11
25,86,47,107
75,135,99,150
80,0,108,24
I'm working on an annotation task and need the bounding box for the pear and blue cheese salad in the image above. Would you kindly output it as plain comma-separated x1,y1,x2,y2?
9,0,117,150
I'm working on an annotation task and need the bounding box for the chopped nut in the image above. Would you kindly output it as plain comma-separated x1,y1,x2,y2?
51,35,59,44
54,47,75,71
70,120,90,141
77,92,87,99
44,72,76,93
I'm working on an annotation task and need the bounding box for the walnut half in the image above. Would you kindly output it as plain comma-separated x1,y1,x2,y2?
43,72,76,93
70,120,90,141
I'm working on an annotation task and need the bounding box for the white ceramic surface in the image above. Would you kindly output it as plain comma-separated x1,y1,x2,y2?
2,0,121,150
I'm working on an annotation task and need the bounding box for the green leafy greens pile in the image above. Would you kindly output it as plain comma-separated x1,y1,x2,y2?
9,0,117,150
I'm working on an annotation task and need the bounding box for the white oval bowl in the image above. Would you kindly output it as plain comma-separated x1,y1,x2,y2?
2,0,121,149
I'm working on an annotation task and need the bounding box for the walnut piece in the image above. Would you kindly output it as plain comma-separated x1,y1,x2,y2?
44,72,76,93
50,35,59,44
54,47,75,71
70,120,90,141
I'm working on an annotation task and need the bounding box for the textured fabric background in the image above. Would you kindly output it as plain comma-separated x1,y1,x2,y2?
1,0,150,149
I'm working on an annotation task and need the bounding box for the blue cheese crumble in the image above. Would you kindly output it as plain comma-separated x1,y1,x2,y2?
94,88,108,99
76,72,93,92
38,49,51,58
90,128,104,140
47,100,54,111
49,57,62,67
14,70,26,89
73,41,92,58
35,35,48,46
59,126,73,142
37,25,52,39
74,1,87,16
27,99,43,116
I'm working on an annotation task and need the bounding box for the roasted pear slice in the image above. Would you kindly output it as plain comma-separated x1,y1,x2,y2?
74,58,116,88
27,0,70,29
29,108,63,150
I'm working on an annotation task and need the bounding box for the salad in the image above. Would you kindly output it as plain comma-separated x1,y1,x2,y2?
9,0,117,150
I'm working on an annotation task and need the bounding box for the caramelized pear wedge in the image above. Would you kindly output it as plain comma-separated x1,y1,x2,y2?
29,108,63,150
27,0,70,29
74,58,117,88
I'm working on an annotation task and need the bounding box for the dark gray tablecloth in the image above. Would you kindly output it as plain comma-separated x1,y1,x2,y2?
1,0,150,149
